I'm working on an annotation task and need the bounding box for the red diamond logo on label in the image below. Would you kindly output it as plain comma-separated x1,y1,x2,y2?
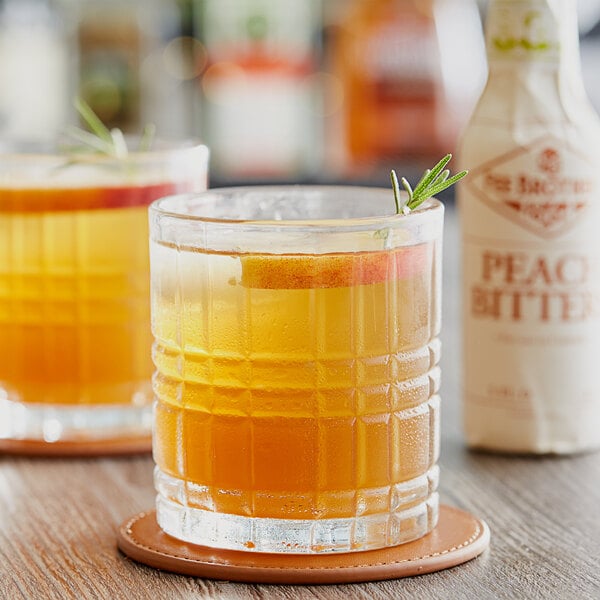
466,136,594,239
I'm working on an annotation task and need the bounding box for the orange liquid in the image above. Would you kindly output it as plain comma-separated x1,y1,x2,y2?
152,243,440,520
0,183,184,405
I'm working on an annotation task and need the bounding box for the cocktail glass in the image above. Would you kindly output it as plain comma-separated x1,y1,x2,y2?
0,142,209,444
150,186,443,553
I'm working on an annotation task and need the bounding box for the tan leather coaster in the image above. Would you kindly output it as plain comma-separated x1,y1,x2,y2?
117,505,490,584
0,436,151,457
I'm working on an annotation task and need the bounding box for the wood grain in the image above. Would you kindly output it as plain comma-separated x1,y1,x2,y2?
1,208,599,599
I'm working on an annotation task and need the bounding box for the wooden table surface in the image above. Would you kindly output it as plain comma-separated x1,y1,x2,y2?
1,208,600,600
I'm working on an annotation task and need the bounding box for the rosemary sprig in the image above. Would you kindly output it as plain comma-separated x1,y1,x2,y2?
139,123,156,152
66,97,155,158
74,97,113,145
391,154,467,214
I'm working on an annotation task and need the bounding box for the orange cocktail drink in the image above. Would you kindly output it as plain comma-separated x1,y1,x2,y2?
150,187,443,553
0,145,208,443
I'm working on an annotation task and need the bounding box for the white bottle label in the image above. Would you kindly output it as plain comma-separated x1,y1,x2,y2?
467,136,594,238
461,134,600,453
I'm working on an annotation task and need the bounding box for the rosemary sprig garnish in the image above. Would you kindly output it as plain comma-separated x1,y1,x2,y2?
391,154,467,214
139,123,157,152
66,97,155,158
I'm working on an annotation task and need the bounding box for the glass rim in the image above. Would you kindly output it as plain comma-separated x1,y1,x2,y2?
0,139,209,165
150,185,444,230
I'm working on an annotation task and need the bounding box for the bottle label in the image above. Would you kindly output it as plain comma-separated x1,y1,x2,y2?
467,136,594,239
203,0,317,65
486,0,561,63
360,22,438,87
461,135,600,452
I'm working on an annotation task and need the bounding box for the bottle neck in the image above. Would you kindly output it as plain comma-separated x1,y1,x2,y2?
485,0,581,73
470,0,597,130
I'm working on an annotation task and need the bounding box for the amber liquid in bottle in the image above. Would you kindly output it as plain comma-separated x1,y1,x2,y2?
333,0,451,172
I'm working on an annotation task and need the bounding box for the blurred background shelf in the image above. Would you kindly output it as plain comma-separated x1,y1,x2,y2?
2,0,600,192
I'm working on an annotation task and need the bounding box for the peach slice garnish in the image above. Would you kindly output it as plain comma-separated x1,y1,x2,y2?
0,182,192,213
241,243,431,289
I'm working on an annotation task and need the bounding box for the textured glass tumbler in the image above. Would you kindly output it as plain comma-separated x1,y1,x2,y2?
0,143,209,443
150,187,443,553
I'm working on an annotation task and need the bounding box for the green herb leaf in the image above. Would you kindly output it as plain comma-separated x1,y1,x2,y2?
390,170,402,214
412,155,452,198
68,97,156,158
392,154,467,213
110,127,128,159
74,97,113,145
139,123,156,152
65,125,114,154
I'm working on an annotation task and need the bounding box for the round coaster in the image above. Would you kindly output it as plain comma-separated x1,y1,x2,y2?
0,436,151,457
117,505,490,584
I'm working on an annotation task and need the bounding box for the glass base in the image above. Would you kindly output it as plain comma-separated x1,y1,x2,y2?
155,468,439,554
0,395,152,442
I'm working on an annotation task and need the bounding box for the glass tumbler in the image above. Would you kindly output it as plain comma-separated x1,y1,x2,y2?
0,142,209,443
150,186,443,553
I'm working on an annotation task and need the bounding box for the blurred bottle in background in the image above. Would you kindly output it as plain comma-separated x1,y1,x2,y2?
3,0,600,185
194,0,322,182
0,0,73,145
0,0,487,182
330,0,485,179
0,0,196,144
76,0,190,137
